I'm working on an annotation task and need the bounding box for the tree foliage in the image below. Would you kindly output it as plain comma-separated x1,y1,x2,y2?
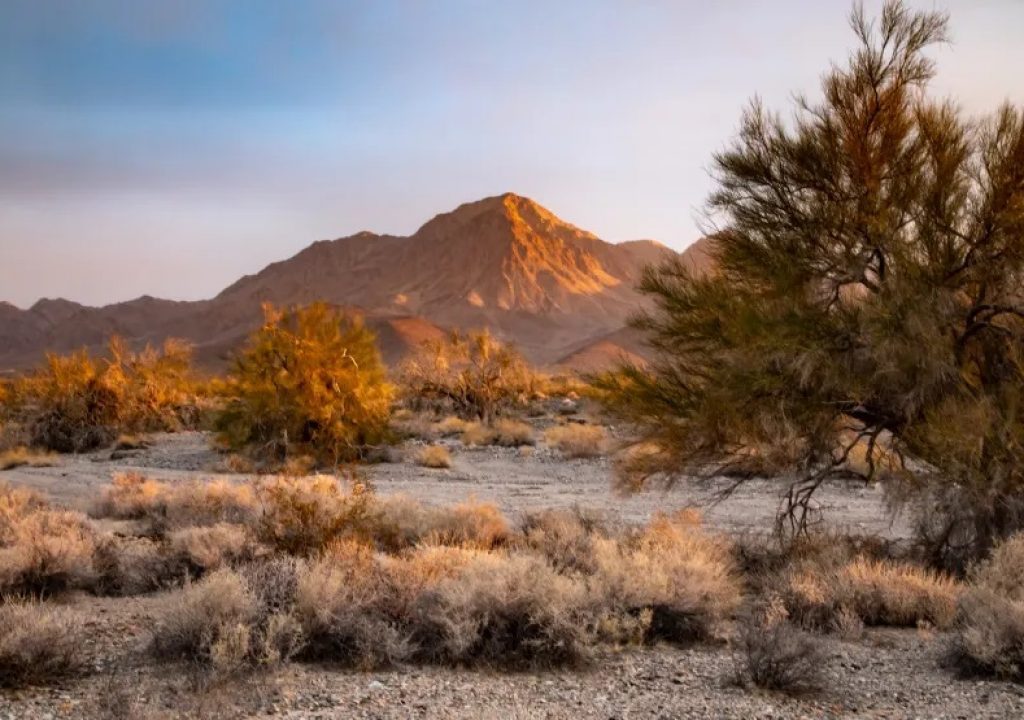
215,303,393,465
598,1,1024,569
397,329,537,421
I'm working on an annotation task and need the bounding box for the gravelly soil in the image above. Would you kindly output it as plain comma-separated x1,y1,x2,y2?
2,590,1022,720
1,430,912,539
2,429,1016,719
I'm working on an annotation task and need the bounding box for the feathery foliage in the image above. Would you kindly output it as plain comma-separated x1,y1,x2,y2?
215,303,393,465
597,1,1024,569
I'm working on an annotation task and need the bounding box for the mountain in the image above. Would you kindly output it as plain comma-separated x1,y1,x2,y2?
0,193,707,371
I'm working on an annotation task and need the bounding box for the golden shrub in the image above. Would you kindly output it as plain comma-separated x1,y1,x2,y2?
589,511,742,643
398,329,538,421
255,473,375,555
215,303,393,465
11,337,199,452
779,556,961,631
544,424,607,458
415,444,452,469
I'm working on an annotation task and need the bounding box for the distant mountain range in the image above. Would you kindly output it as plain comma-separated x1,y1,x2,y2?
0,193,712,372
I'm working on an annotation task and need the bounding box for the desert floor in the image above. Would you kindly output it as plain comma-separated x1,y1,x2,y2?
1,430,1022,719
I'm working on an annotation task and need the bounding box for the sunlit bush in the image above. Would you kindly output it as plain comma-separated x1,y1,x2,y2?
215,302,393,465
398,329,539,421
9,337,199,453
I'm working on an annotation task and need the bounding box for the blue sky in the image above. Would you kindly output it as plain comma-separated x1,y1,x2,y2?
2,0,1022,307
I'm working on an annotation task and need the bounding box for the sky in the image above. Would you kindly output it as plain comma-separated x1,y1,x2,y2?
1,1,1022,308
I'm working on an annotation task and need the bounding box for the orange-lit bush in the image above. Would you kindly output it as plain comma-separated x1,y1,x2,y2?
9,337,199,453
398,329,538,421
215,303,393,465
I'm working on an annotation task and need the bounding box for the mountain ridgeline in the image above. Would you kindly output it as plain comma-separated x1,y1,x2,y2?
0,193,712,371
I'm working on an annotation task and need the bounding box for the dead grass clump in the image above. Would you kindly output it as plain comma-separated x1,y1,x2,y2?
0,600,88,687
459,420,534,447
734,597,827,694
171,479,259,528
255,474,374,555
0,487,98,596
0,482,47,524
950,533,1024,680
779,556,961,632
150,568,302,676
424,500,510,549
416,445,452,469
590,511,742,644
0,446,57,470
391,412,437,442
92,472,169,521
544,424,607,458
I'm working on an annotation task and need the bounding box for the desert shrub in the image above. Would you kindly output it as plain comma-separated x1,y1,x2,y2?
434,416,468,436
398,330,539,421
92,473,258,533
415,445,452,469
589,511,742,643
779,556,961,631
11,337,199,453
460,419,534,447
92,535,176,596
390,411,437,442
370,496,510,552
294,539,592,670
255,474,374,555
0,446,57,470
150,568,302,675
544,424,607,458
460,422,495,446
415,550,590,668
735,597,827,694
214,302,393,465
293,541,411,666
422,500,510,549
950,533,1024,680
594,1,1024,567
519,508,610,573
92,472,169,521
0,600,88,687
0,486,97,595
491,419,534,447
167,523,260,573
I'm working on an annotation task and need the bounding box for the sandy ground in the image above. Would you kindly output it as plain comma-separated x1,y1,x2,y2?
4,429,1018,719
1,430,911,540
